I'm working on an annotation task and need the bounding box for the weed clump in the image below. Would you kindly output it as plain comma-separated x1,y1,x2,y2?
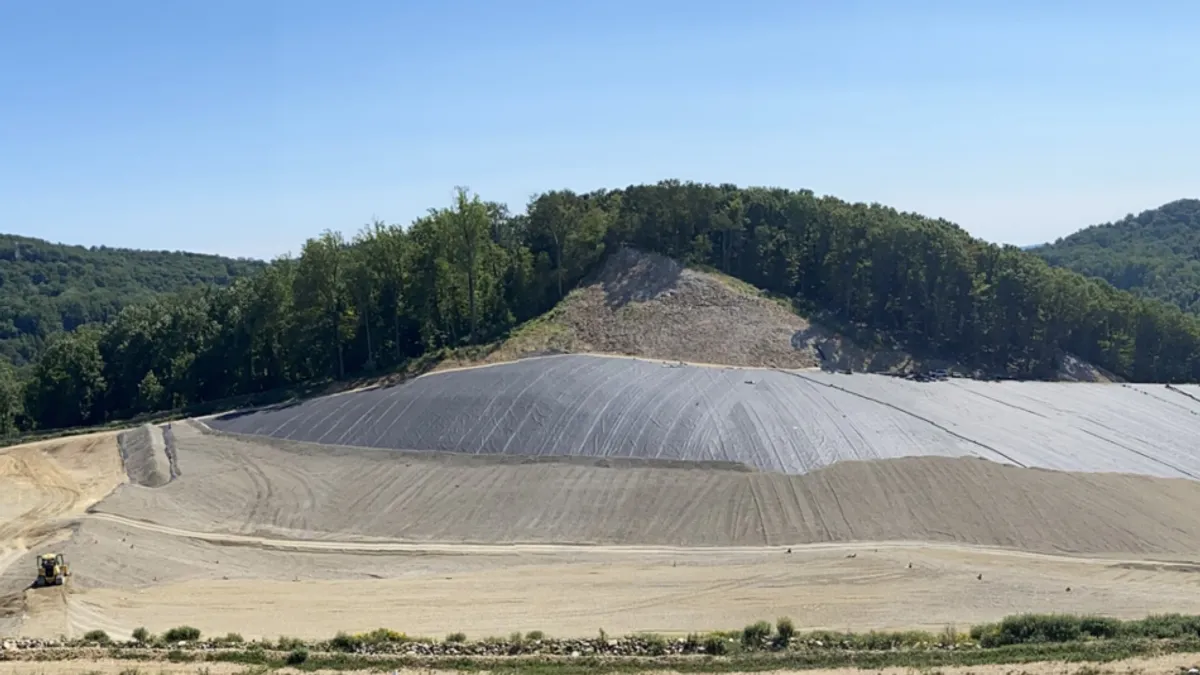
774,617,795,649
329,631,362,652
703,633,729,655
741,621,772,650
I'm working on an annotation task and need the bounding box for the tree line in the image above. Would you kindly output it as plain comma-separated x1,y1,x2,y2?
6,180,1200,436
0,234,264,367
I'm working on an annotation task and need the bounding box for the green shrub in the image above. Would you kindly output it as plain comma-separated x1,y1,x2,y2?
774,617,795,649
983,614,1081,646
285,649,308,665
361,628,408,645
639,633,668,656
525,630,545,641
275,635,306,650
703,633,729,655
1124,613,1200,639
445,632,467,643
1079,616,1122,639
741,621,772,650
82,629,110,644
131,627,150,643
162,626,201,642
682,633,701,654
329,631,362,652
776,616,795,641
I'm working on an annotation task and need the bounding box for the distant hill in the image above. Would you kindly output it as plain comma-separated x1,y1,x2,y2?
0,234,266,366
1032,199,1200,314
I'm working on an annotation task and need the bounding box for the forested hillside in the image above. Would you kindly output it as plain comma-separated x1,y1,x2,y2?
6,180,1200,436
1034,199,1200,313
0,234,265,366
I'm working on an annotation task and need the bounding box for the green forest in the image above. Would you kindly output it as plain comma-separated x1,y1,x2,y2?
0,234,265,366
6,181,1200,437
1033,199,1200,313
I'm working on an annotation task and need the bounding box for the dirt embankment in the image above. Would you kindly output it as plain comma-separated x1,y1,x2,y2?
0,432,125,636
91,421,1200,555
116,425,173,488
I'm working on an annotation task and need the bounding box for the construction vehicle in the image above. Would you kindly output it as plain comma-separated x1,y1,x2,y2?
34,553,69,588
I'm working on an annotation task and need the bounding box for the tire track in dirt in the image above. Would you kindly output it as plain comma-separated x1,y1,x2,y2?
77,510,1200,570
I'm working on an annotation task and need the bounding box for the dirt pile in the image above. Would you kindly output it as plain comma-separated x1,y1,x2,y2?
477,247,823,369
116,425,171,488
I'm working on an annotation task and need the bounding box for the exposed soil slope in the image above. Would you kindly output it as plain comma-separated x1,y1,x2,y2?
470,247,824,369
92,422,1200,555
0,432,125,636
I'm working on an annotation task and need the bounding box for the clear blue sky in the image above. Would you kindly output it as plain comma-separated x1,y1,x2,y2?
2,0,1196,260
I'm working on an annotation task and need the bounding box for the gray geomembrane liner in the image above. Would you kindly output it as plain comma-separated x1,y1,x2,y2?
207,354,1200,479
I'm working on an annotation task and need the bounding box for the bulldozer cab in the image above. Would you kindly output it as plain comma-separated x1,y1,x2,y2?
34,553,67,587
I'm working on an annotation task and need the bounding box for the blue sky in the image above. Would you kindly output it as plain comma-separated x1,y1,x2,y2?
2,0,1196,260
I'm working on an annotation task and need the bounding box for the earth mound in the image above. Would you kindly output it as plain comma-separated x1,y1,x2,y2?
89,421,1200,555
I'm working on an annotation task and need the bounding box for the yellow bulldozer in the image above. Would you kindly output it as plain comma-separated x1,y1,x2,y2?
34,553,69,588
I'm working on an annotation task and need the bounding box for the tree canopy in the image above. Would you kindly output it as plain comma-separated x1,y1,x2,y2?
1033,199,1200,313
0,234,266,367
7,181,1200,436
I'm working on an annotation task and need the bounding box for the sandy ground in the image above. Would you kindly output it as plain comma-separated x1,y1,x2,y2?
18,514,1200,640
7,656,1200,675
0,432,125,637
